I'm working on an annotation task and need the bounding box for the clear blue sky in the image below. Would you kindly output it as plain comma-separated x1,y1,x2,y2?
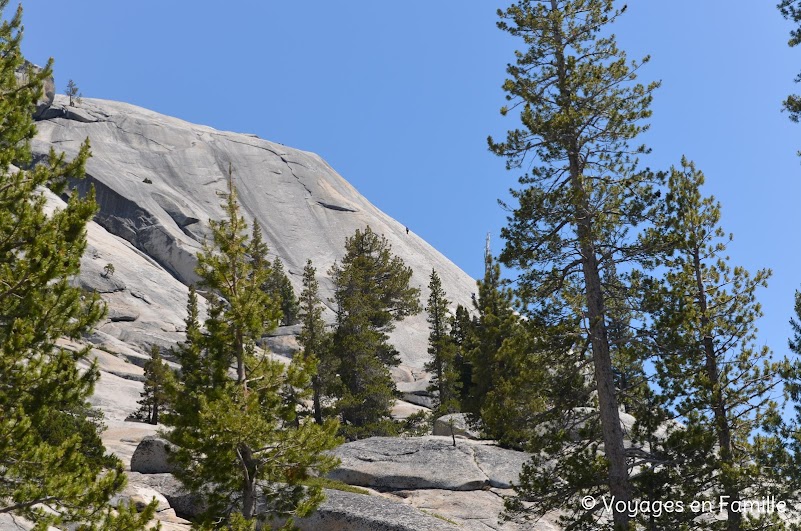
17,2,801,358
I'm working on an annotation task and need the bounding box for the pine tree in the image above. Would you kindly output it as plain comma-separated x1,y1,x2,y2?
0,3,149,528
297,259,339,425
780,291,801,509
65,78,81,106
489,1,662,527
450,303,476,407
640,159,791,530
269,257,300,326
134,345,172,425
329,226,421,440
779,1,801,127
462,252,519,421
249,224,298,327
424,268,461,416
163,171,340,528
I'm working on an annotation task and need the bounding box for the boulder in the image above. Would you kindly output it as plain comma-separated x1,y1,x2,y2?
401,392,434,409
262,333,300,358
433,413,482,440
15,61,55,119
127,472,205,520
131,436,176,474
390,400,429,420
330,436,487,491
111,484,170,512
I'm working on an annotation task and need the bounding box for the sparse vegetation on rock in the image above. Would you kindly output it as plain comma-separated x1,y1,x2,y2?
65,78,81,106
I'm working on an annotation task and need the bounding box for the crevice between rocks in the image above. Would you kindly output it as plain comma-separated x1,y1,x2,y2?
467,444,492,485
316,201,357,212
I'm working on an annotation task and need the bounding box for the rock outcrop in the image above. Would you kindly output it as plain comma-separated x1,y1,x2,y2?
324,436,556,530
130,436,176,474
31,95,478,373
22,95,512,529
329,436,529,492
15,61,55,119
123,435,554,530
293,488,460,531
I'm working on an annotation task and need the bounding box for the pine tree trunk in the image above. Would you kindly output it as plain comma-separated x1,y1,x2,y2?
550,1,631,524
236,329,246,389
693,250,740,531
566,134,632,531
579,222,631,530
312,376,323,425
151,391,159,425
239,443,257,520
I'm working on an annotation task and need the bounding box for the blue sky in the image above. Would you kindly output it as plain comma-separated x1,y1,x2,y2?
17,2,801,359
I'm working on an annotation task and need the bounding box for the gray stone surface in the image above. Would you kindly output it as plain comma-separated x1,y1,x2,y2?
43,188,195,356
401,391,434,408
128,472,204,520
111,483,171,512
18,95,543,531
0,514,35,530
32,95,478,371
330,436,486,491
472,444,530,489
391,489,558,531
329,436,529,492
131,436,177,474
293,489,460,531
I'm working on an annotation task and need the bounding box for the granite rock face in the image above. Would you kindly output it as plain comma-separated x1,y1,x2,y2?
25,96,523,530
329,436,530,491
325,436,557,530
32,95,477,372
293,489,460,531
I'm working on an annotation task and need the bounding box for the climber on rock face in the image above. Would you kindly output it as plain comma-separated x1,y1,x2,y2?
406,227,409,235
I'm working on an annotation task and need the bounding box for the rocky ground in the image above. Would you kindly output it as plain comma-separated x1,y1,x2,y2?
122,433,557,531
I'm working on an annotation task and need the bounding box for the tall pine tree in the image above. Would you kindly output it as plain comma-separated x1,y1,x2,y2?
329,226,421,440
297,259,339,425
133,345,172,425
641,159,792,530
489,1,661,527
424,268,461,417
462,252,519,422
0,3,153,528
268,257,300,326
164,171,340,529
450,304,476,407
